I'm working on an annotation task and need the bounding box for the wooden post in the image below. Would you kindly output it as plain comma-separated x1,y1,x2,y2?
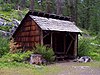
64,34,66,54
74,33,78,58
41,30,43,45
51,32,53,48
77,34,78,56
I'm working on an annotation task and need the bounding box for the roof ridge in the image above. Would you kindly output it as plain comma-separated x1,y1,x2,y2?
27,11,71,21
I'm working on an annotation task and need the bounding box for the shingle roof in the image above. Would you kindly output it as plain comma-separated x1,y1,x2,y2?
30,15,82,32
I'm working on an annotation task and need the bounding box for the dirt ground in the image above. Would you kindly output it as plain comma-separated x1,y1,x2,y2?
49,61,100,75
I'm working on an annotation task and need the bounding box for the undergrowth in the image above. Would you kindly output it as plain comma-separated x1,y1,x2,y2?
78,37,100,61
0,35,10,57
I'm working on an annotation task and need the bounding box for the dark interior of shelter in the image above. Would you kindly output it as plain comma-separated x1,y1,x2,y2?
43,31,77,61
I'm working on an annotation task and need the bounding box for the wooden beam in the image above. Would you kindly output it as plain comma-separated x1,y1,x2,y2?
64,34,66,53
41,30,43,45
69,33,75,40
74,34,78,58
43,32,50,39
66,40,73,55
51,32,53,48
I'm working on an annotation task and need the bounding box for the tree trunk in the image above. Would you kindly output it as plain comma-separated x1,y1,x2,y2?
21,0,26,9
7,0,11,3
46,0,51,13
56,0,62,15
68,0,77,25
29,0,34,12
85,0,90,29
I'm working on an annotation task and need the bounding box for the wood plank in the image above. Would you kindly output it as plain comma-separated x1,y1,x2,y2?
35,36,40,42
30,26,36,31
25,21,32,26
25,27,31,31
32,21,36,26
30,30,40,36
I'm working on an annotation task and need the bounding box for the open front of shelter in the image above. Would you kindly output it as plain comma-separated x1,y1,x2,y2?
11,11,81,59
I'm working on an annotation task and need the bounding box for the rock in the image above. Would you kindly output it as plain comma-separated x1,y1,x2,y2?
0,18,20,36
10,25,18,35
7,22,13,26
0,18,5,22
0,30,10,37
0,18,20,26
12,19,20,26
30,54,47,65
0,21,3,26
77,56,92,63
30,54,42,65
0,18,5,26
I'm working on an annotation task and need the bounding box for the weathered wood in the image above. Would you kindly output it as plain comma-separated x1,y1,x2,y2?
12,17,41,49
11,11,80,59
25,21,32,26
64,34,66,53
73,34,78,57
25,27,31,31
21,32,30,36
43,32,50,39
69,33,75,40
51,32,53,48
66,40,73,55
32,21,36,25
30,26,36,31
40,30,43,45
35,36,40,42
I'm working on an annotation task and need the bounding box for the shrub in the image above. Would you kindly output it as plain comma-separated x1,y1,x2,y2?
0,35,10,57
95,33,100,44
78,37,100,61
0,51,33,63
34,45,55,62
78,38,92,56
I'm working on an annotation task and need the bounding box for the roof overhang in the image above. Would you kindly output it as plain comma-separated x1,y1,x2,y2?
30,15,82,33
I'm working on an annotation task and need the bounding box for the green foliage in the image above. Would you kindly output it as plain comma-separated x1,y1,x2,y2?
0,61,33,69
34,45,55,62
0,51,32,63
1,3,13,11
0,35,10,57
77,0,100,35
0,0,99,36
0,26,12,31
78,38,91,56
78,37,100,61
95,33,100,44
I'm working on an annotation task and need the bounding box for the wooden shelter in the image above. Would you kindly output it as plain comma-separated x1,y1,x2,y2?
12,11,81,59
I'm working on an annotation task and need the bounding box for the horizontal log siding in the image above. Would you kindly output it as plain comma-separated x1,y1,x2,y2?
14,17,41,49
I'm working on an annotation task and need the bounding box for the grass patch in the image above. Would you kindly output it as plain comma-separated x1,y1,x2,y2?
0,62,61,75
75,62,100,68
0,61,100,75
